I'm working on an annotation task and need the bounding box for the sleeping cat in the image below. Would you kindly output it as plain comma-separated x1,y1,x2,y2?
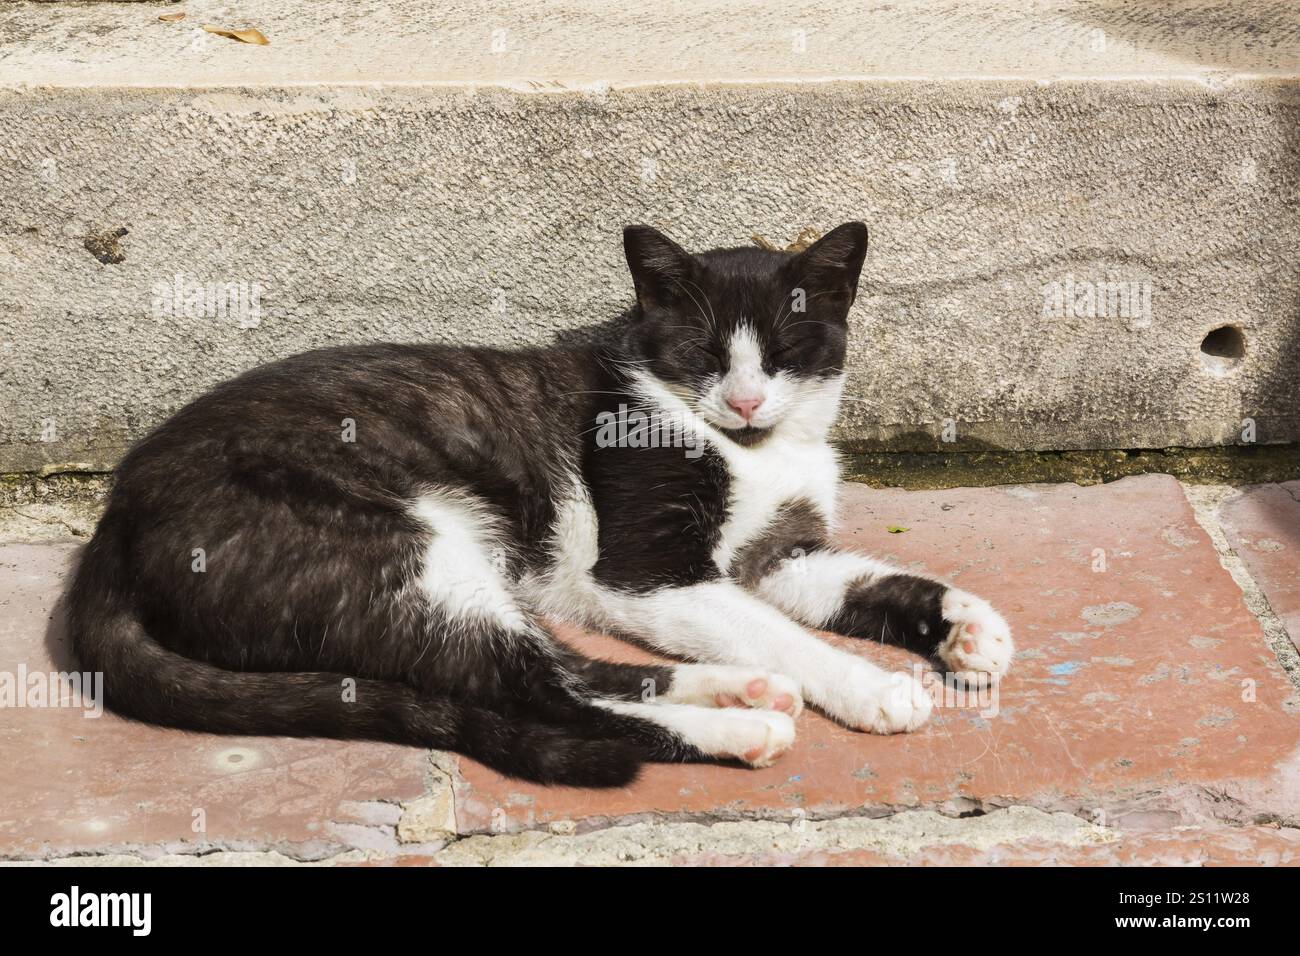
68,221,1013,787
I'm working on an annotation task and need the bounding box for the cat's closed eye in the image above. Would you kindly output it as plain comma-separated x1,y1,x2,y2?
700,343,728,369
766,341,807,368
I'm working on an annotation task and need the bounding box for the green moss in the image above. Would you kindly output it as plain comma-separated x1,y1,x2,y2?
0,471,112,507
838,444,1300,490
2,445,1298,499
839,431,1011,454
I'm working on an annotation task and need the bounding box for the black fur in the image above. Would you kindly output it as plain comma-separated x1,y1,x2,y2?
829,573,949,656
731,499,828,588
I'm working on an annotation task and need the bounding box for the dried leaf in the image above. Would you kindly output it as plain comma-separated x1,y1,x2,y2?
203,24,270,45
750,228,823,253
886,525,910,534
158,12,187,22
785,226,822,252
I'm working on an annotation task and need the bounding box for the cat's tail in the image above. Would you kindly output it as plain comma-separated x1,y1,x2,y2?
66,539,641,788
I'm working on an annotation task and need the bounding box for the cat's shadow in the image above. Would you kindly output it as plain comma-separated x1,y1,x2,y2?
43,544,85,674
552,310,633,349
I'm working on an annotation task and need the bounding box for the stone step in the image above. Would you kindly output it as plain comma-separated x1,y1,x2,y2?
1,0,1297,470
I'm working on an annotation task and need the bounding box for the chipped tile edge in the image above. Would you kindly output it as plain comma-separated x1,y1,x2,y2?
1180,482,1300,692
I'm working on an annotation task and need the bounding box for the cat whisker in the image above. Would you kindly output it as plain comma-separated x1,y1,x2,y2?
681,278,720,332
774,290,837,333
671,278,719,336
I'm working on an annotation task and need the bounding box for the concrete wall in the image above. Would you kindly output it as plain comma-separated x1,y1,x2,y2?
1,1,1297,472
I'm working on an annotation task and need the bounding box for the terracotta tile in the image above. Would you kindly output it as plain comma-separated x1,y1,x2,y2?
6,475,1298,860
0,544,431,859
453,476,1300,833
1220,481,1300,651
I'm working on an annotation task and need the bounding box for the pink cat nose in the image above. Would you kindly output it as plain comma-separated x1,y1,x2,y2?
727,396,764,422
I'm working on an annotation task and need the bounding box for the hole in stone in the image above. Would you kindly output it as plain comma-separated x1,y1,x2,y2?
1199,325,1245,373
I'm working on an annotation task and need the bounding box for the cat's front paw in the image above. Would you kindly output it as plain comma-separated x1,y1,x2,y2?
839,668,933,735
937,589,1014,685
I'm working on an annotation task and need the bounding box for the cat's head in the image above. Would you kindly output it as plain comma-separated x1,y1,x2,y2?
619,222,868,444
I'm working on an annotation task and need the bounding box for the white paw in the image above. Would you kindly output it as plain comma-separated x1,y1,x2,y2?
937,589,1014,685
707,708,798,768
665,665,803,718
598,700,796,768
841,669,933,735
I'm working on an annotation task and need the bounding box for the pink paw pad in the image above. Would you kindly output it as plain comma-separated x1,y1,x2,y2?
746,678,768,699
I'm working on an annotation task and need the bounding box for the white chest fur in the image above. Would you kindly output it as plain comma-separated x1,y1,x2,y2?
624,366,846,579
711,435,840,574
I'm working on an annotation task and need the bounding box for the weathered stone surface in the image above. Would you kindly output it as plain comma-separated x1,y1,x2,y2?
1220,482,1300,651
695,824,1300,867
452,476,1300,833
403,806,1118,867
336,818,1300,867
0,544,432,860
396,756,459,844
1,1,1298,471
5,0,1297,86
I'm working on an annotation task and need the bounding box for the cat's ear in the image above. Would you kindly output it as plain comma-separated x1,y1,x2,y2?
789,221,869,306
623,224,693,310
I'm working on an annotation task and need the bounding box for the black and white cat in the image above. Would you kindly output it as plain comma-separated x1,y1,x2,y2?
68,222,1013,787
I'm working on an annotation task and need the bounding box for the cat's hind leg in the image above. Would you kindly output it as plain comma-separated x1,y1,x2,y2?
660,665,803,715
536,652,799,768
559,653,802,716
592,699,796,769
485,652,800,770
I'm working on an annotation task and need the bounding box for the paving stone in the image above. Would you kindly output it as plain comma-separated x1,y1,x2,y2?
452,475,1300,834
4,475,1298,863
0,544,431,860
1220,481,1300,652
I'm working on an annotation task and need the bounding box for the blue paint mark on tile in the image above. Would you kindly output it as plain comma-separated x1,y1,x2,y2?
1050,661,1084,676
